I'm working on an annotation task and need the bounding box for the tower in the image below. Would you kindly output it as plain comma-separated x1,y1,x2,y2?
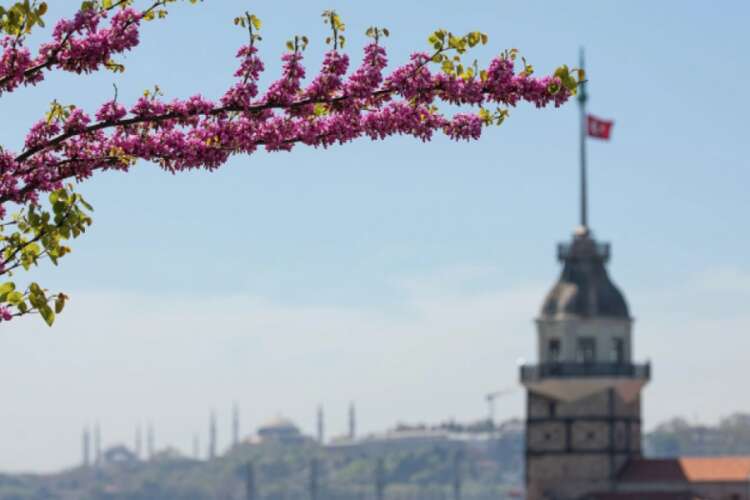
348,402,356,440
521,227,650,500
519,49,650,500
232,403,240,448
317,405,325,444
208,411,217,460
82,426,91,467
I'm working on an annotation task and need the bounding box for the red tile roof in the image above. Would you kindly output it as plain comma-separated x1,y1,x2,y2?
587,492,701,500
619,457,750,483
680,457,750,482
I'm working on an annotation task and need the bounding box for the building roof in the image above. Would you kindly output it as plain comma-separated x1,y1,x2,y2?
586,492,701,500
680,457,750,482
540,230,630,320
619,457,750,483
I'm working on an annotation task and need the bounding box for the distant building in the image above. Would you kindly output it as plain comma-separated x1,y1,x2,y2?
101,445,139,465
256,416,309,445
150,447,191,463
327,419,522,456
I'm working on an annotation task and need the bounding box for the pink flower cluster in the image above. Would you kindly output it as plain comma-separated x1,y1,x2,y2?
346,43,388,98
0,7,141,95
221,46,264,109
0,306,12,322
1,6,576,222
0,38,41,93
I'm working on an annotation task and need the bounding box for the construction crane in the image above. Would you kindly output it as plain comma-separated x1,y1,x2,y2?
485,389,512,428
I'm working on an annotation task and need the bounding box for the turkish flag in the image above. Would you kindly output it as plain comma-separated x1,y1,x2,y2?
587,114,614,140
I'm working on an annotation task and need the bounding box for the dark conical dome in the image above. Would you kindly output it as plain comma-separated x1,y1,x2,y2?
540,228,630,319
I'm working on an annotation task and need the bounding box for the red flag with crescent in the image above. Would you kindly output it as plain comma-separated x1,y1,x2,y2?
587,114,613,140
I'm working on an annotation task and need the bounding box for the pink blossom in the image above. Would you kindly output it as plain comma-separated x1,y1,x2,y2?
0,306,12,322
1,7,578,226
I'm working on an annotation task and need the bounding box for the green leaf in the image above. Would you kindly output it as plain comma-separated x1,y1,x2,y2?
78,197,94,212
249,14,261,30
6,291,23,305
40,305,55,326
0,282,15,298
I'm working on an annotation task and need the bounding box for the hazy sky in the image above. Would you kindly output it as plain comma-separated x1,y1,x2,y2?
1,1,749,472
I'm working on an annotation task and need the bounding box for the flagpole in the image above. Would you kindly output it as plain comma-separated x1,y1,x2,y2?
578,47,588,233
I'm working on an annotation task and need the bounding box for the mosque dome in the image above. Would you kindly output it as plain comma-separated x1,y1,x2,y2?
258,416,299,433
257,416,305,444
540,229,630,320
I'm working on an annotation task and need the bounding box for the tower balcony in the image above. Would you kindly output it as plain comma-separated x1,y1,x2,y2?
520,362,650,382
520,362,651,403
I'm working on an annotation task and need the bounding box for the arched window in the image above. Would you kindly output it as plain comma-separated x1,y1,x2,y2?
577,338,596,363
548,339,561,363
612,338,625,363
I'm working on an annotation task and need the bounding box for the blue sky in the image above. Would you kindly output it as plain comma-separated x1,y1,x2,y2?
1,1,749,471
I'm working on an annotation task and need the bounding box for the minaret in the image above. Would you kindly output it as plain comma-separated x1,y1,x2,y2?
232,403,240,448
520,49,650,500
317,405,325,444
348,402,356,440
82,426,91,467
147,423,155,460
208,411,217,460
94,423,101,466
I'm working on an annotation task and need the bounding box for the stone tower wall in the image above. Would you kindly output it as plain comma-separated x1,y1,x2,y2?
525,389,642,500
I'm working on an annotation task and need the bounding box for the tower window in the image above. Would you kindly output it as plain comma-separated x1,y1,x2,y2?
612,338,625,364
548,339,561,363
577,338,596,363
